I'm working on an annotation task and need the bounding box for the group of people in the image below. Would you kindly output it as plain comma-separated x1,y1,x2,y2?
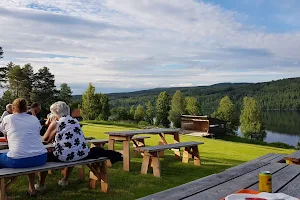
0,98,122,196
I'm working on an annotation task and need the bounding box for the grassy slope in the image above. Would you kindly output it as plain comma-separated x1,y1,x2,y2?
9,123,294,200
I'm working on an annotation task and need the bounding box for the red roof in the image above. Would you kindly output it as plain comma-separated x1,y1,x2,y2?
72,109,81,118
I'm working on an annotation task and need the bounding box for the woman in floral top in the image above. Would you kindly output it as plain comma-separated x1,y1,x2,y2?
35,101,89,191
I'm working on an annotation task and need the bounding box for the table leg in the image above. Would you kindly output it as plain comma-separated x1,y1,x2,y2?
173,132,181,160
108,139,115,151
158,133,167,157
123,139,131,171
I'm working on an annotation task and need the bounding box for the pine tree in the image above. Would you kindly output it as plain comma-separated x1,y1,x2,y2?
100,94,110,120
145,101,154,124
185,97,200,115
94,93,103,118
134,104,145,122
7,64,34,100
169,90,186,128
31,67,57,112
240,97,265,140
80,83,97,120
22,63,34,101
58,83,72,104
0,90,15,113
155,91,170,127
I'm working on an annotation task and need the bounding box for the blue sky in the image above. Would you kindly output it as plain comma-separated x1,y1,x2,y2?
0,0,300,94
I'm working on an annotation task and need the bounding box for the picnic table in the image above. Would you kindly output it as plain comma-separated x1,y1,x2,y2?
105,128,181,171
139,153,300,200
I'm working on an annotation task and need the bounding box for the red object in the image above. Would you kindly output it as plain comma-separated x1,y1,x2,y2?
221,189,260,200
0,138,7,142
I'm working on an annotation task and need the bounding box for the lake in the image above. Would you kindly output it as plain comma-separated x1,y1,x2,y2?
236,111,300,147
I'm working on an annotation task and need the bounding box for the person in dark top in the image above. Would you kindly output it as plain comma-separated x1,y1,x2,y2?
27,102,46,135
27,102,42,120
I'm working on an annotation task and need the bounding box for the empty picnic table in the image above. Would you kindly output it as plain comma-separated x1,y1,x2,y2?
105,128,180,171
138,153,300,200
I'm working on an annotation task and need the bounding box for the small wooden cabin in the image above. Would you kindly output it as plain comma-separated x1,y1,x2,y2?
72,108,82,121
181,115,227,136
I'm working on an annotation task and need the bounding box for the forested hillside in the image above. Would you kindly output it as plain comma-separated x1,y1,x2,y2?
74,77,300,111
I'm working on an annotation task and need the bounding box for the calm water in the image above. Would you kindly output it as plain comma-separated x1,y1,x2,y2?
237,111,300,147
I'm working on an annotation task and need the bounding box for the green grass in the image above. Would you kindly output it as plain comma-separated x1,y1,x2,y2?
8,123,294,200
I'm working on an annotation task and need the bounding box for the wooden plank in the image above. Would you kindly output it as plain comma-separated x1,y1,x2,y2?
105,128,180,136
132,136,151,140
0,158,107,178
284,150,300,160
184,163,287,200
278,173,300,198
247,164,300,192
136,142,204,152
138,161,272,200
225,154,284,171
86,139,109,144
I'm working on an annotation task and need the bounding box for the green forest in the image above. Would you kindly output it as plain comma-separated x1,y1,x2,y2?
82,77,300,112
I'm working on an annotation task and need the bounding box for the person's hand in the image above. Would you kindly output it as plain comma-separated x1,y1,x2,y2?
30,108,36,116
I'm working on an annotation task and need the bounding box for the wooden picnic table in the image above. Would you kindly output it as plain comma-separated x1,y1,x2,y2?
139,153,300,200
105,128,181,171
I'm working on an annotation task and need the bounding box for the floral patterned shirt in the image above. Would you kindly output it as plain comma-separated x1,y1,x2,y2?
53,115,89,162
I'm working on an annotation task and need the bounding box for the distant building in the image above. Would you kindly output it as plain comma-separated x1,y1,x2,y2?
72,108,82,120
181,115,227,137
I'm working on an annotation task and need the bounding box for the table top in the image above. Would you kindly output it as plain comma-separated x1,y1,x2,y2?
105,128,180,136
139,153,300,200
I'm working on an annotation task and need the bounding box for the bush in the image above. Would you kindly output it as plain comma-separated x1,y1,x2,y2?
138,121,150,128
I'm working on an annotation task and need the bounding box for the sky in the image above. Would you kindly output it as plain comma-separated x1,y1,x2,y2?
0,0,300,94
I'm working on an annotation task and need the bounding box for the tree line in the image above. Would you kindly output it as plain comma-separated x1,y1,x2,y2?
0,62,73,115
106,78,300,111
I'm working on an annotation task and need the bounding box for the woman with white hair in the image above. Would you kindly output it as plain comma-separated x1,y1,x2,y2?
35,101,89,191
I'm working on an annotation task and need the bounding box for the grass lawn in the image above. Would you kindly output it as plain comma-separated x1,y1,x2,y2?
9,123,294,200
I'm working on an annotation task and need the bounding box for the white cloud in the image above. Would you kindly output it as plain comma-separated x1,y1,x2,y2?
0,0,300,94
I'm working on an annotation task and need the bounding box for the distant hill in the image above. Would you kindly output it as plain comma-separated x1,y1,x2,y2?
73,77,300,112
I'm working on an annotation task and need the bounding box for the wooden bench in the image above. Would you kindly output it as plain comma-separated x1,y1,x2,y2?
0,157,109,200
136,141,204,177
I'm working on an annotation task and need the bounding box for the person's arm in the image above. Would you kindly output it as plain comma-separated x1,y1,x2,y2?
0,118,8,140
43,121,57,143
0,111,7,122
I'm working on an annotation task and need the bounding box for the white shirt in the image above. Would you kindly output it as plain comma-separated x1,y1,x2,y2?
0,111,10,122
0,113,47,159
53,115,89,162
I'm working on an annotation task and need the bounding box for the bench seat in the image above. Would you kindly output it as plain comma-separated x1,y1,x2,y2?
0,157,109,200
135,141,204,177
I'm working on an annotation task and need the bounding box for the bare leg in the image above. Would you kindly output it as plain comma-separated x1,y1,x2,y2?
38,171,48,186
27,173,36,195
62,167,74,182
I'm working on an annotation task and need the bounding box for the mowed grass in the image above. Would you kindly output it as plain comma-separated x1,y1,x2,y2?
9,123,294,200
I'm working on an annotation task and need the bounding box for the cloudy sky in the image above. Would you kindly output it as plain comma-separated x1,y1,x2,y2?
0,0,300,94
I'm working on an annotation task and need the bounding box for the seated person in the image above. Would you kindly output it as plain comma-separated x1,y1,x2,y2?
0,104,12,137
27,102,42,119
28,102,47,135
0,104,12,122
35,101,90,190
0,98,47,196
36,101,122,191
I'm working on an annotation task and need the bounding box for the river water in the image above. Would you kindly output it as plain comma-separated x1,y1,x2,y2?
236,111,300,147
